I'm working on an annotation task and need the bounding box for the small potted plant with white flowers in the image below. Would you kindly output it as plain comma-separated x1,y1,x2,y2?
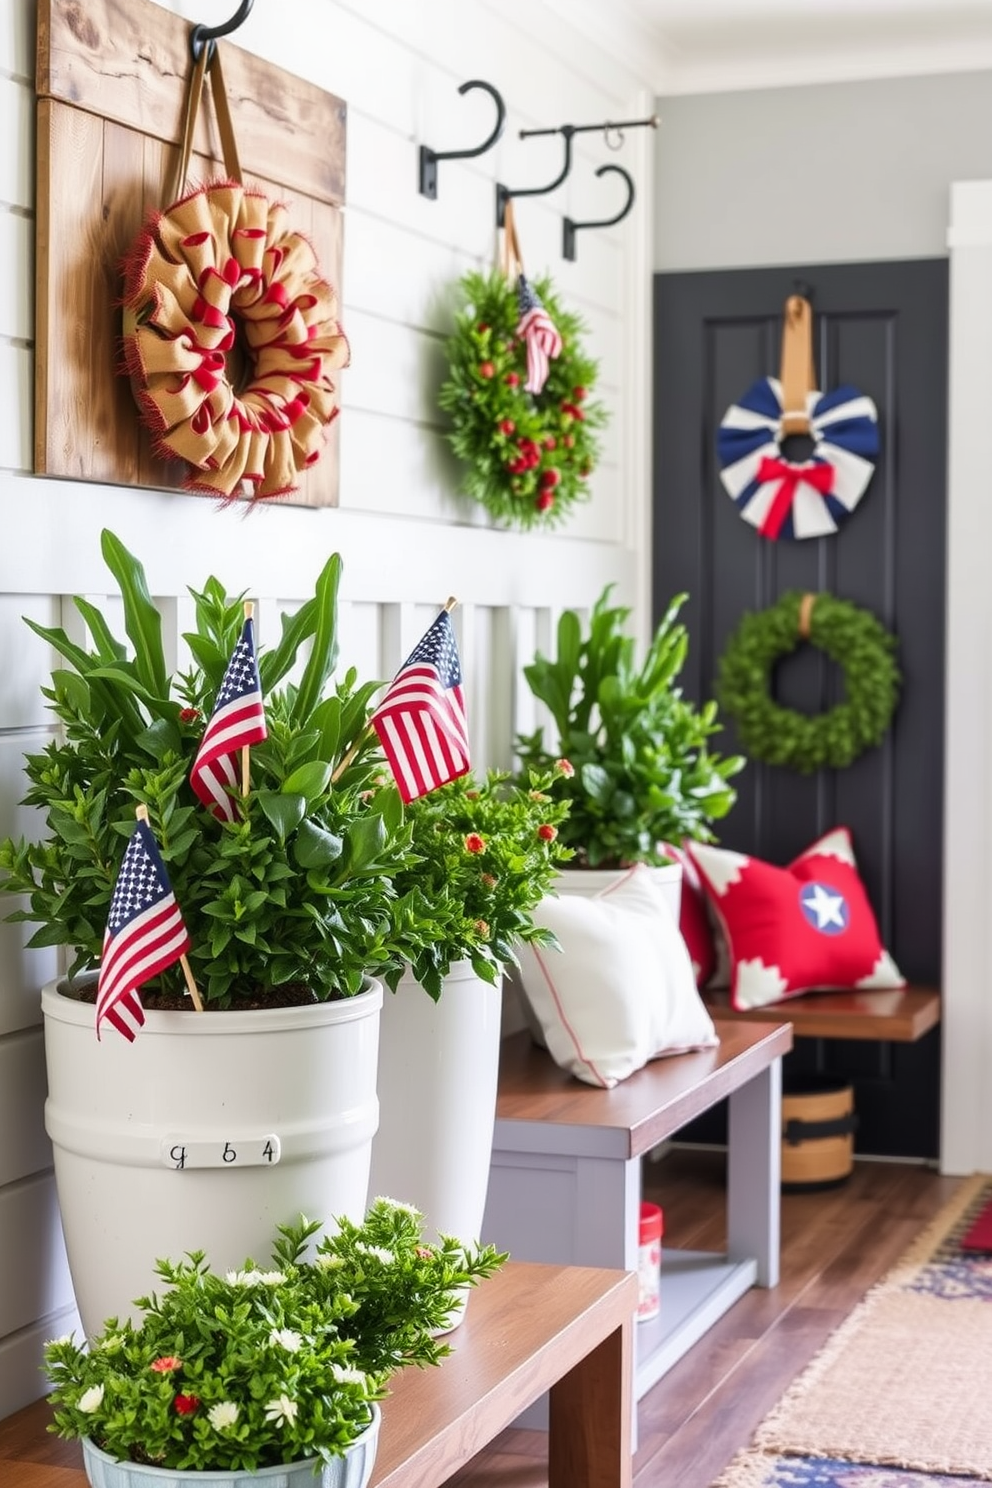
44,1198,504,1488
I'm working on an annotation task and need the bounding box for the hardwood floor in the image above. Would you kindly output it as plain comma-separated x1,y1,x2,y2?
0,1151,965,1488
445,1149,962,1488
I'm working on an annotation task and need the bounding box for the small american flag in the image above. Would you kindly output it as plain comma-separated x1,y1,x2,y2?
371,609,470,803
96,820,191,1042
190,617,267,821
516,275,562,395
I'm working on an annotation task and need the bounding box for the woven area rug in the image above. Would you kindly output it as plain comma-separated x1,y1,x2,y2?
714,1174,992,1487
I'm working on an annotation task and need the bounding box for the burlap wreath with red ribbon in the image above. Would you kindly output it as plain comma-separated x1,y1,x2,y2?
122,45,348,503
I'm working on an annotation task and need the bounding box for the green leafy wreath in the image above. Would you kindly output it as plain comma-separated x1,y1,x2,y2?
716,591,901,773
438,268,608,530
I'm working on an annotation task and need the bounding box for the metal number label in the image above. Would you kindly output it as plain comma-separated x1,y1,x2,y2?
162,1135,281,1170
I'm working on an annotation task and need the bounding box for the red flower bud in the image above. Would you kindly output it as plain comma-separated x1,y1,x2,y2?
477,322,490,333
555,758,575,777
479,361,495,378
544,436,557,450
178,708,200,723
572,386,587,401
505,372,520,387
499,419,516,435
174,1394,200,1416
563,434,575,448
465,834,485,854
536,491,556,511
537,824,558,842
540,468,561,489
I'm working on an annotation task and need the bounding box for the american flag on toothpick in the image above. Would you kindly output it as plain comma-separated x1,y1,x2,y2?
516,275,562,394
371,606,470,803
95,818,192,1042
190,613,267,821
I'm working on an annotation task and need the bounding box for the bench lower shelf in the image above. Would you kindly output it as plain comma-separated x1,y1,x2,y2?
636,1250,758,1397
484,1021,791,1436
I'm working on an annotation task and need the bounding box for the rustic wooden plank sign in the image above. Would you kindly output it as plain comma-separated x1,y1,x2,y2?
35,0,347,507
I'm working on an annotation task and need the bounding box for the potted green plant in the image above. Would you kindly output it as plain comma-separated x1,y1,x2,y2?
515,585,745,901
0,531,445,1337
369,766,572,1260
44,1197,504,1487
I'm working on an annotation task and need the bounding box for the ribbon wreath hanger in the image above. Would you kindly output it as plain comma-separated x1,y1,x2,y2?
120,40,349,503
716,295,879,541
501,200,562,394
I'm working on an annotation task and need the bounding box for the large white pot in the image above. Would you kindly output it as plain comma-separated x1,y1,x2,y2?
81,1405,380,1488
555,862,683,921
43,979,382,1338
368,961,501,1250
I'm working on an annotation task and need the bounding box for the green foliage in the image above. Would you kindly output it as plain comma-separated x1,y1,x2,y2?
0,532,439,1006
516,587,745,869
388,766,574,1000
716,590,901,773
44,1200,505,1473
438,268,608,531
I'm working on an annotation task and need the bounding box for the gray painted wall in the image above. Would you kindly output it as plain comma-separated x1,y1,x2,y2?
654,69,992,270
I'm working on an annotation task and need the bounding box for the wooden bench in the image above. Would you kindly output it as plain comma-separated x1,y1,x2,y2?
0,1261,639,1488
482,1018,793,1409
703,984,941,1043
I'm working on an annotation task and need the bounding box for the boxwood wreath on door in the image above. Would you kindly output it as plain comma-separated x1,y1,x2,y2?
438,200,607,529
716,591,900,773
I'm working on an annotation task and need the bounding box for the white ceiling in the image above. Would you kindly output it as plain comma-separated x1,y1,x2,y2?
601,0,992,94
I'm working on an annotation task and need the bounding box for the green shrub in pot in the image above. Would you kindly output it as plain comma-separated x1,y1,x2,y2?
386,765,574,1000
515,585,745,870
0,530,449,1007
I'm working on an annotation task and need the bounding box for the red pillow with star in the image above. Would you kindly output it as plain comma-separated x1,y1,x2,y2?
661,841,718,988
686,828,904,1011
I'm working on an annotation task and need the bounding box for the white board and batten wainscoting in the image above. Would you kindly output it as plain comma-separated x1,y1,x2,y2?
0,0,657,1415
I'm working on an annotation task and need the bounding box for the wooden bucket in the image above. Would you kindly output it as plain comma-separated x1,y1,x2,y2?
781,1079,857,1191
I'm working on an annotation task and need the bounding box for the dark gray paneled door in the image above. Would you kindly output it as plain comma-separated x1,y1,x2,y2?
653,260,947,1159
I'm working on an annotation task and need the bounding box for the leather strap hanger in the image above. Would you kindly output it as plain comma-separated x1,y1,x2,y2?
170,43,243,205
779,294,816,436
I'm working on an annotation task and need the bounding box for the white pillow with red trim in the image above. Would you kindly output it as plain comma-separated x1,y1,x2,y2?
514,864,719,1089
686,828,904,1012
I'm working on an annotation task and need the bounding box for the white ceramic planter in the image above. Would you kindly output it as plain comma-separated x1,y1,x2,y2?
369,961,502,1251
43,979,382,1338
555,862,683,921
81,1406,380,1488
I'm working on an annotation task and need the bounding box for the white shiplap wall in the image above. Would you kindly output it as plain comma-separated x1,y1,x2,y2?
0,0,657,1413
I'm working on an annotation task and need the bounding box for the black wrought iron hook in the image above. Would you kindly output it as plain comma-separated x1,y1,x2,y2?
496,126,575,227
189,0,255,65
419,80,506,200
562,163,635,261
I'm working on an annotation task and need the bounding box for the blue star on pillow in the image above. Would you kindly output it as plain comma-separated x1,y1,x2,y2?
799,883,850,937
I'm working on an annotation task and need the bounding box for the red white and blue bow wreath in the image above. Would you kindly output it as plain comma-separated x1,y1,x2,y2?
716,296,879,541
717,379,879,541
516,275,562,394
